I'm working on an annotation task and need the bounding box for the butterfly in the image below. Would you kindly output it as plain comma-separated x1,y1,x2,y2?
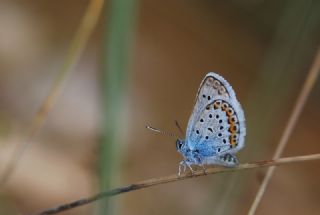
176,72,246,175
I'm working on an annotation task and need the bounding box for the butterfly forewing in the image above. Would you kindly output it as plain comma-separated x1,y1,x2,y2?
186,72,237,139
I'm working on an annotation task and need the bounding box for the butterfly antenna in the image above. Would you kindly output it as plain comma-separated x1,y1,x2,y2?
175,120,185,136
146,125,178,138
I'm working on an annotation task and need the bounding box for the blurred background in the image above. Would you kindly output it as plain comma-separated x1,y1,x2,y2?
0,0,320,214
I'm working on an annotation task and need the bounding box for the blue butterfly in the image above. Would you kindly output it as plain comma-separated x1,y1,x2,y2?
176,72,246,175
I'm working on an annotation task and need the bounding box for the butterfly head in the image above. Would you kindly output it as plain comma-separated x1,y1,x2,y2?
175,139,185,152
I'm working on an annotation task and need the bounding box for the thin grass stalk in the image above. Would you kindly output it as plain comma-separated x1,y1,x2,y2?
212,1,317,214
30,153,320,215
0,0,104,187
247,46,320,215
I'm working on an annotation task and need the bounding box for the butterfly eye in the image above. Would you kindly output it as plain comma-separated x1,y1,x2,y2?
176,139,184,150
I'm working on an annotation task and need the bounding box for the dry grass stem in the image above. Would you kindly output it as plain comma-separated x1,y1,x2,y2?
0,0,105,186
30,153,320,215
248,47,320,215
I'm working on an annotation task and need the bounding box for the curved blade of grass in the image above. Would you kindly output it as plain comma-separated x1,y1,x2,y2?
0,0,105,186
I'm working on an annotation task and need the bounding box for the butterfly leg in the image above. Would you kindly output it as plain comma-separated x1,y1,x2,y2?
178,161,186,176
178,160,196,175
200,164,207,175
193,153,207,174
186,162,195,175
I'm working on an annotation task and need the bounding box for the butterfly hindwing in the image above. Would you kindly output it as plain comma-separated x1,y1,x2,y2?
204,153,239,167
188,96,245,156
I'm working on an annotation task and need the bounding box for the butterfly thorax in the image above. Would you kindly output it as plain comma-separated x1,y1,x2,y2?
176,139,203,164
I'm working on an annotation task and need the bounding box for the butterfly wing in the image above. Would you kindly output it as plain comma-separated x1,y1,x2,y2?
186,72,238,138
204,153,239,167
189,97,245,155
186,72,245,157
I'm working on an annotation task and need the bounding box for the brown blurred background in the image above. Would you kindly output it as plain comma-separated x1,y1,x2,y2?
0,0,320,215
